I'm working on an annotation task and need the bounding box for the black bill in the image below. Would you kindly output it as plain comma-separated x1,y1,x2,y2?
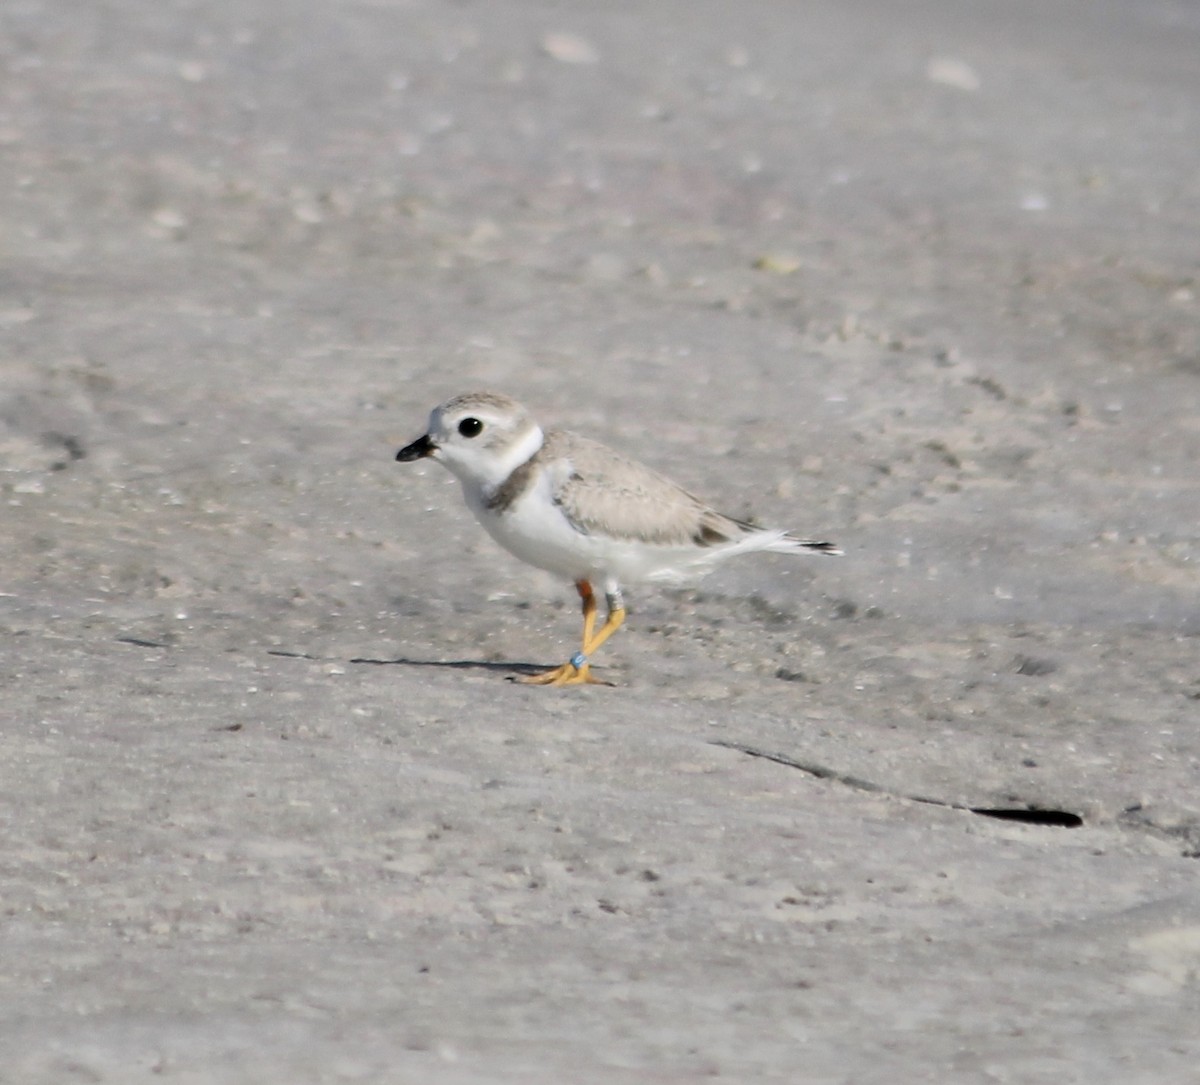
396,434,436,461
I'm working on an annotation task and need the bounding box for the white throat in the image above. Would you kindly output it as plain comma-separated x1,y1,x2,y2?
451,421,544,496
489,422,544,485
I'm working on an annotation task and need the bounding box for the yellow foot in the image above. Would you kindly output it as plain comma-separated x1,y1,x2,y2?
517,661,612,687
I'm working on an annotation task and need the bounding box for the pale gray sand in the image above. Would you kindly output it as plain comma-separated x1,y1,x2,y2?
2,0,1198,1081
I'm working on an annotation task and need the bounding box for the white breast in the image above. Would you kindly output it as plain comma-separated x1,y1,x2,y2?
468,467,601,579
466,467,724,586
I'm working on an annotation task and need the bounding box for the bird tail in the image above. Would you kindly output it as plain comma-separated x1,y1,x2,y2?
766,533,842,557
640,526,842,584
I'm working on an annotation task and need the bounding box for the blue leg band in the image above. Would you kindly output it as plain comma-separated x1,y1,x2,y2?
569,651,588,670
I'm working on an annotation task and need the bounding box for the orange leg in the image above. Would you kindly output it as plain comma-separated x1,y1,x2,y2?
520,580,624,687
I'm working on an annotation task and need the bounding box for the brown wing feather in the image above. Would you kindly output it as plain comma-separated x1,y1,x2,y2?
546,430,746,547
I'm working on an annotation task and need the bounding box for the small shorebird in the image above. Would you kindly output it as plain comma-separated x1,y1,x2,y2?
397,392,840,686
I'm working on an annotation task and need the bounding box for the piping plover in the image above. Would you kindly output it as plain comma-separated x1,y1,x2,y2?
397,392,840,686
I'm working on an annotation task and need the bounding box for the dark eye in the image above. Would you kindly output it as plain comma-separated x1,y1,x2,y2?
458,417,483,438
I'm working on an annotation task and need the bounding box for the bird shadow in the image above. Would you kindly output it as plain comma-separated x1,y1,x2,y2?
267,649,545,679
351,655,549,679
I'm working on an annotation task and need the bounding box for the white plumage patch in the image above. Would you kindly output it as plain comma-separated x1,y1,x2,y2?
402,391,840,593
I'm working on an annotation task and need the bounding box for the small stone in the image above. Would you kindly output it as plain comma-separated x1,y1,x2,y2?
178,60,208,83
1015,655,1057,677
292,201,323,224
586,252,627,281
152,207,188,231
541,31,599,65
753,253,801,275
926,57,980,91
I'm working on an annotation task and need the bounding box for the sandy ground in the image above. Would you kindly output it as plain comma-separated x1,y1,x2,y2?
2,0,1199,1081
